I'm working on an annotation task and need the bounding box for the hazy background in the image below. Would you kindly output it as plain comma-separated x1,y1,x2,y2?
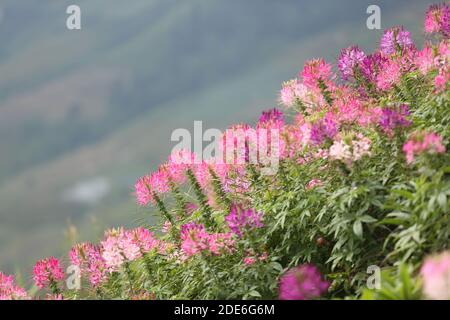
0,0,434,281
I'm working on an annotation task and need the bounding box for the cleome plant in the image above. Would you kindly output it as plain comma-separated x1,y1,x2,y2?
1,3,449,301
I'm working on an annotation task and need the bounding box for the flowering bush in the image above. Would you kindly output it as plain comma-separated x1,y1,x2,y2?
1,4,449,300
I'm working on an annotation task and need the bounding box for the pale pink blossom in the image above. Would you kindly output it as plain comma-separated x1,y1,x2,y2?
421,251,450,300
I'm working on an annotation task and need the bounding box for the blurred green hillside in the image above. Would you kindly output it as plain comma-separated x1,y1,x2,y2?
0,0,434,279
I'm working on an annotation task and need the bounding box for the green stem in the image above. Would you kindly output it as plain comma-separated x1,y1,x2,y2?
208,166,231,211
186,168,213,226
152,191,174,225
123,262,135,294
168,178,187,217
318,78,333,106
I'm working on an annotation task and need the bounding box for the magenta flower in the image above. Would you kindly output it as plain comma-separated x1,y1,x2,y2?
425,4,449,37
338,46,366,80
380,26,414,55
359,52,386,84
420,251,450,300
279,264,329,300
379,105,412,134
257,108,285,128
33,257,65,290
225,205,264,237
0,272,29,300
310,113,338,145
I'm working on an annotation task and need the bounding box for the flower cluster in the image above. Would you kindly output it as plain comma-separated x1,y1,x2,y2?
33,257,65,290
425,3,449,37
403,131,446,164
380,26,414,55
338,46,366,80
329,134,372,168
101,227,160,272
279,264,329,300
180,223,235,257
420,251,450,300
0,272,28,300
379,105,412,135
225,205,264,237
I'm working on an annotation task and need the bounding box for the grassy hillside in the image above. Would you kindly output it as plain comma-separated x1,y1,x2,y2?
0,0,434,276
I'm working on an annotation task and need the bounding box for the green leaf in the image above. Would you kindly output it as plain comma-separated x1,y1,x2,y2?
353,220,363,238
247,290,262,298
360,215,377,223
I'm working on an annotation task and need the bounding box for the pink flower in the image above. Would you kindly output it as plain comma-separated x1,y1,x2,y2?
243,252,268,266
207,233,235,255
220,123,253,166
424,4,449,37
415,45,435,75
329,134,371,167
69,242,94,267
168,149,196,184
352,134,372,161
279,80,297,107
180,223,210,257
300,58,334,91
434,67,449,92
244,257,256,265
85,246,107,287
101,228,126,272
135,175,154,206
420,251,450,300
279,264,329,300
0,272,29,300
403,131,446,164
69,243,106,287
257,108,285,129
101,227,155,272
150,167,170,194
162,220,172,233
376,59,402,91
179,223,235,257
329,140,352,163
129,227,160,253
306,179,323,190
33,257,65,289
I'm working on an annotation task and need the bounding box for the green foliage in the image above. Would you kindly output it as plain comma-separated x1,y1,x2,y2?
360,264,422,300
